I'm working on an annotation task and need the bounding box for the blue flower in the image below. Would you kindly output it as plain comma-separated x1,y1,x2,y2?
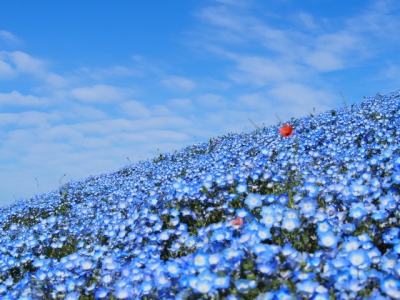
392,171,400,184
114,286,134,299
198,269,217,283
257,262,276,275
147,213,161,223
318,231,340,248
371,210,388,221
79,259,93,270
55,283,67,292
275,286,292,299
277,193,289,205
101,273,113,285
245,193,262,209
261,205,274,216
223,248,245,262
281,217,300,232
64,292,80,300
260,213,276,228
257,226,272,240
296,279,319,296
349,204,367,219
211,229,230,243
347,249,371,269
139,280,154,296
251,243,270,255
342,222,356,234
264,194,276,204
380,275,400,298
165,261,181,278
341,237,360,251
95,288,110,299
214,275,231,289
236,183,248,194
304,182,320,197
282,243,299,259
261,148,271,156
379,195,397,212
204,173,213,182
299,197,317,218
235,208,251,219
382,228,400,245
184,236,197,248
194,280,213,294
283,208,298,220
334,270,351,290
316,220,333,234
154,267,171,290
381,253,398,273
234,279,257,293
193,251,210,269
344,279,364,293
350,182,369,196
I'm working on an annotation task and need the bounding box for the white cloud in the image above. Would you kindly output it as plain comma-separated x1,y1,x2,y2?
39,125,84,143
152,104,173,116
161,75,196,92
382,64,400,80
99,66,141,77
228,54,302,86
0,30,21,45
212,0,251,7
45,73,68,87
119,100,151,118
197,94,227,108
317,32,360,54
0,50,68,86
296,13,317,30
54,104,109,121
304,51,343,72
346,0,400,40
193,0,400,88
8,51,45,74
77,65,143,81
250,24,296,56
0,91,50,107
108,129,189,144
0,111,62,128
167,98,193,111
0,59,15,78
267,82,334,118
196,6,247,32
71,84,131,103
202,78,232,91
237,93,271,109
301,31,363,72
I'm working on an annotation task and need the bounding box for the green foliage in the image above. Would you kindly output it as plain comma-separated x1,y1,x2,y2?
43,236,80,260
153,153,167,163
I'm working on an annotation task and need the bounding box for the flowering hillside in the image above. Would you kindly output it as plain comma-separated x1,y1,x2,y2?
1,90,400,299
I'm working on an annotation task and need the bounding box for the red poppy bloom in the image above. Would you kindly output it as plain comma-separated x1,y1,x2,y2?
232,216,244,226
279,124,293,137
215,139,219,143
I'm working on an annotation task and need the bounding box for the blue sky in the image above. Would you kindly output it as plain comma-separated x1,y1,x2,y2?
1,0,399,207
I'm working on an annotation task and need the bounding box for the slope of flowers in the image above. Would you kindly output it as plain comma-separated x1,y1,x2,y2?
1,90,400,299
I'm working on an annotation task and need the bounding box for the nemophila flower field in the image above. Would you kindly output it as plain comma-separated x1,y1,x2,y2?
1,90,400,299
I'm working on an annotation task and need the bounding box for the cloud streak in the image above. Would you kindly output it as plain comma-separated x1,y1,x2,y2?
160,76,196,92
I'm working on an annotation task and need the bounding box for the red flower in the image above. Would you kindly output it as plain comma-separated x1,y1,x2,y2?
232,216,244,226
279,124,293,137
215,139,219,143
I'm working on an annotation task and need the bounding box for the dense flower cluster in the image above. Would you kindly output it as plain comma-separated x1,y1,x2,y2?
1,90,400,299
